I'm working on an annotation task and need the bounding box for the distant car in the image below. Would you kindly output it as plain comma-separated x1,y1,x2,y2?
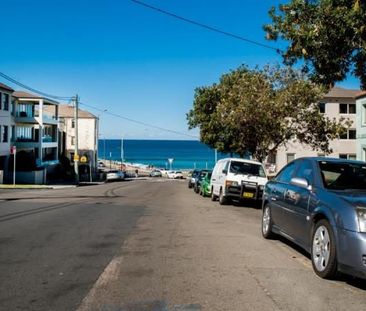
150,169,162,177
194,170,211,193
262,157,366,280
167,171,184,179
98,161,106,171
106,170,125,182
199,171,212,197
188,169,200,188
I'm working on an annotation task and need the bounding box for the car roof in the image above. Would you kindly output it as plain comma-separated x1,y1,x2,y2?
295,156,366,165
217,158,263,165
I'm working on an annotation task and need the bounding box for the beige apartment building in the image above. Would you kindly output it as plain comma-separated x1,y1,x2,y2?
270,87,360,173
57,105,99,173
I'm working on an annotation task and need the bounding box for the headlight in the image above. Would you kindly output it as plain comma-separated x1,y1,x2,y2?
356,207,366,232
226,180,238,187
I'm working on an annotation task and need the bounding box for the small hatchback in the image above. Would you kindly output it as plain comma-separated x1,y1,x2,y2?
262,157,366,279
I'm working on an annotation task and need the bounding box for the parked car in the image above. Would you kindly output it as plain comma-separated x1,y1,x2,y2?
106,170,125,182
199,171,212,197
194,170,211,193
211,158,268,204
262,157,366,279
167,171,184,179
150,169,162,177
188,169,200,188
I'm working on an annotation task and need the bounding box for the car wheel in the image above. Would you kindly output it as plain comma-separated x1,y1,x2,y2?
219,188,227,205
194,186,199,193
211,188,217,201
188,182,192,189
262,204,275,239
311,219,337,279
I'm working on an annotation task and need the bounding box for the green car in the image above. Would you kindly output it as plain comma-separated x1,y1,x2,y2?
199,171,212,197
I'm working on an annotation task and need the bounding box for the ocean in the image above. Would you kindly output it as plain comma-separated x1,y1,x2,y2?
97,139,239,170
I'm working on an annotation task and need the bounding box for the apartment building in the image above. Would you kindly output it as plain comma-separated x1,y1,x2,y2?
57,104,98,173
12,91,59,183
356,92,366,160
0,83,14,183
270,87,361,172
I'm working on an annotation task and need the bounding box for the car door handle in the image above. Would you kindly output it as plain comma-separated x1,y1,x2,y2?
212,178,216,181
270,197,277,201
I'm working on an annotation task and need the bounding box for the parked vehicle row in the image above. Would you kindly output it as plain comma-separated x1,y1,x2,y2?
190,156,366,281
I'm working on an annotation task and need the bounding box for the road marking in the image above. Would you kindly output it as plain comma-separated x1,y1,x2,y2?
77,256,123,311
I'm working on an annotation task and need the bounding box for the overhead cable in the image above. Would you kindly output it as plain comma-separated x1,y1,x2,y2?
130,0,281,53
79,101,199,139
0,71,73,101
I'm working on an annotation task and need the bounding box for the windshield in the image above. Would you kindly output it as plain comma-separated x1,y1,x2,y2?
319,161,366,190
229,161,266,178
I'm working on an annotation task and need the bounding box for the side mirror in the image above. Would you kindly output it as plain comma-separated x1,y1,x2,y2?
222,169,227,175
290,177,312,191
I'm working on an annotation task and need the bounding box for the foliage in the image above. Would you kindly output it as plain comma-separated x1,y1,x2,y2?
264,0,366,89
187,65,350,162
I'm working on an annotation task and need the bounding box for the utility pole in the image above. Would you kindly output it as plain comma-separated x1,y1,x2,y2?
74,95,79,184
120,136,124,170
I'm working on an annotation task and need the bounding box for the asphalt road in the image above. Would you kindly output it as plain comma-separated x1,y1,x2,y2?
1,179,366,311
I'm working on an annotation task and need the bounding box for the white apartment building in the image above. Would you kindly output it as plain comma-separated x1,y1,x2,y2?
57,105,98,173
12,91,59,183
270,87,361,173
0,83,14,183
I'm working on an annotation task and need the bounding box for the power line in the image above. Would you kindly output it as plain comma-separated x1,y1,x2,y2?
0,71,73,101
130,0,281,53
79,101,199,139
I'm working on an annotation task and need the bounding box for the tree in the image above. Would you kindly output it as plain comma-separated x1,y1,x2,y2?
264,0,366,89
187,65,350,162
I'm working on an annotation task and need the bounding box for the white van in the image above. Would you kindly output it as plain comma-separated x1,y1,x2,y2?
211,158,268,204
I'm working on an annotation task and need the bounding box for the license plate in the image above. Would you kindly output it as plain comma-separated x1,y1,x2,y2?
243,192,254,198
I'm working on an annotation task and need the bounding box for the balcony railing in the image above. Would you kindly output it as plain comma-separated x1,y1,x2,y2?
42,135,57,143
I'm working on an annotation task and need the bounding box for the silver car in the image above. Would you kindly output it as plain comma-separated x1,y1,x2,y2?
262,157,366,279
106,170,125,182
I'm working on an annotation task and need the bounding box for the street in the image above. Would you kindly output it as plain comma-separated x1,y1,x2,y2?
0,179,365,311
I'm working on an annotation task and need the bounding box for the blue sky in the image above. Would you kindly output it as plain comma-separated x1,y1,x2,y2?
0,0,360,139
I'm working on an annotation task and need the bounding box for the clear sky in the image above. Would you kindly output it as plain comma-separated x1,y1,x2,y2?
0,0,360,140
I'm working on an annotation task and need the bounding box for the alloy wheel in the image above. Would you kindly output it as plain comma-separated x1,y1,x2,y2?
262,206,270,235
312,225,331,272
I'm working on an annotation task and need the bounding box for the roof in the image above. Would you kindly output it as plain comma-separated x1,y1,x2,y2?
324,87,361,99
13,91,58,104
356,91,366,99
57,104,97,119
0,82,14,92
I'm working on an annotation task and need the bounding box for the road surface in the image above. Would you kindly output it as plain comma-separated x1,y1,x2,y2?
0,179,365,311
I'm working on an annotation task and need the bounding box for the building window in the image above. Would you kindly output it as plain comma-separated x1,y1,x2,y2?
71,136,75,145
3,94,9,111
71,119,75,128
339,154,356,160
0,93,2,110
11,125,15,142
318,102,326,114
286,153,295,163
340,129,356,140
2,126,8,143
339,103,356,114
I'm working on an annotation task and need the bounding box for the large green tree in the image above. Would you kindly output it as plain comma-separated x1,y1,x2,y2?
187,65,350,162
264,0,366,89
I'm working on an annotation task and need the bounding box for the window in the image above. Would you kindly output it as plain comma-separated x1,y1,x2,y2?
71,119,75,128
295,160,314,184
229,160,266,178
287,153,295,163
339,103,356,114
276,161,296,183
71,136,75,145
318,102,326,114
0,93,2,110
340,129,356,140
3,94,9,111
2,126,8,143
339,154,356,160
11,125,15,142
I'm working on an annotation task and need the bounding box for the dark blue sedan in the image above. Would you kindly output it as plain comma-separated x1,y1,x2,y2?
262,157,366,279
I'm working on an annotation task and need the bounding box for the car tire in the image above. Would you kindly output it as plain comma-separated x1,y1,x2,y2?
219,188,228,205
262,204,275,239
188,182,192,189
311,219,337,279
211,188,217,201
